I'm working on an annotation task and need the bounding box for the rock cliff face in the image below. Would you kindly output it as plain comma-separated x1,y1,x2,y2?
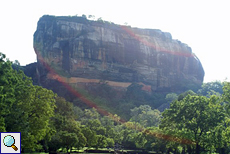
33,15,204,94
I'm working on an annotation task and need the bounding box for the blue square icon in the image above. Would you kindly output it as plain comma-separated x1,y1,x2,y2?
1,132,21,154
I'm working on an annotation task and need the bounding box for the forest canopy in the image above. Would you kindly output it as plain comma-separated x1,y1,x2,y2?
1,52,230,154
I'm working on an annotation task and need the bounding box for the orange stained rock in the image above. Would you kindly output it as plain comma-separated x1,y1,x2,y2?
47,73,151,91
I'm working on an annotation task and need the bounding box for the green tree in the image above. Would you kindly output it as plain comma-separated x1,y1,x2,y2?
81,14,87,19
75,131,87,150
133,132,147,148
125,84,148,106
6,85,57,151
143,127,167,152
160,94,225,154
198,81,223,96
165,93,178,103
97,17,103,22
130,106,141,131
94,135,107,149
112,125,124,144
106,137,115,147
101,115,114,129
20,86,56,151
177,90,196,101
222,82,230,114
121,129,136,149
82,108,100,121
88,15,95,20
218,82,230,153
59,131,79,152
0,53,56,151
130,105,161,128
0,53,18,132
73,106,84,120
82,127,97,148
49,97,86,152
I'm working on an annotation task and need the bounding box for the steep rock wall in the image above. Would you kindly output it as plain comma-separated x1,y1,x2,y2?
34,15,204,93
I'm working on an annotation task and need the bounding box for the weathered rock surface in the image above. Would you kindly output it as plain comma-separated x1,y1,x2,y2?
33,15,204,93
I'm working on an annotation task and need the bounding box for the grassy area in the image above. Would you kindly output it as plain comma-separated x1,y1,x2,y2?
23,147,153,154
24,153,48,154
57,147,113,152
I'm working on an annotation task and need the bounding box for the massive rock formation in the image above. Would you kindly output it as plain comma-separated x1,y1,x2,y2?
33,15,204,95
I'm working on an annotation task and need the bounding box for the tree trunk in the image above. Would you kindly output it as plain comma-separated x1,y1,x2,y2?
219,147,226,154
167,147,172,154
182,147,186,154
196,142,200,154
186,146,192,154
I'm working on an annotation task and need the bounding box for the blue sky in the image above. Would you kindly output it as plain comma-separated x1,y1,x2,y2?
0,0,229,82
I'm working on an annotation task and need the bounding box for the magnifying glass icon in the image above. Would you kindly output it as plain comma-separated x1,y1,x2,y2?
3,135,18,151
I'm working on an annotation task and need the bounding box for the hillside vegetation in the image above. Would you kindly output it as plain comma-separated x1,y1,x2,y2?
1,52,229,154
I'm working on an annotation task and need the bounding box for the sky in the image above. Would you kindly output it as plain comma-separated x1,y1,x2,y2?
0,0,229,83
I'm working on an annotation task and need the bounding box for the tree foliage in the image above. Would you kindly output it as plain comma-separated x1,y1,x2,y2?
130,105,162,128
198,81,223,96
3,51,230,153
0,53,56,152
160,94,227,153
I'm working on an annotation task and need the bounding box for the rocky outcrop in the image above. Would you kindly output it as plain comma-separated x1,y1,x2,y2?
33,15,204,94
